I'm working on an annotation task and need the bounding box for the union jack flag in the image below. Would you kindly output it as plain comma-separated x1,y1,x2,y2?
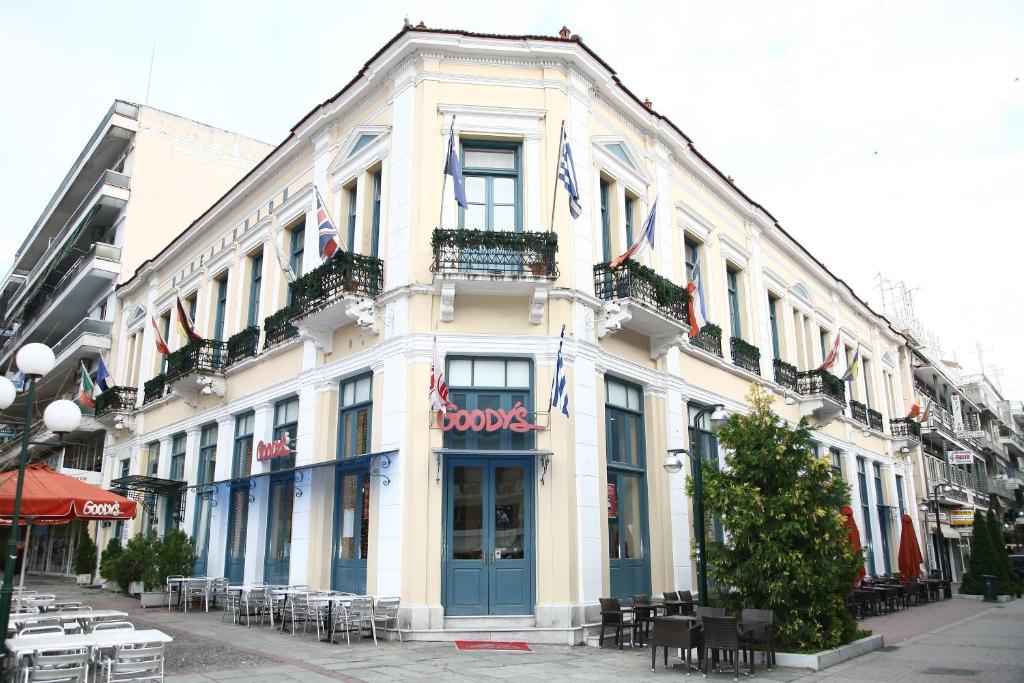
315,189,342,262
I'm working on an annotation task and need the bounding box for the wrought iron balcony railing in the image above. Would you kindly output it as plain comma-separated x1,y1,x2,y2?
288,251,384,319
890,417,921,440
690,323,723,358
868,408,884,432
431,228,558,278
264,307,298,349
225,326,260,367
593,260,690,326
143,374,166,405
94,386,137,417
773,358,798,392
730,337,761,375
850,400,868,425
796,368,846,407
164,339,227,383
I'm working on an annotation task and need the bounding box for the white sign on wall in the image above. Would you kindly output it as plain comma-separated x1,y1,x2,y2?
947,450,974,466
951,395,965,435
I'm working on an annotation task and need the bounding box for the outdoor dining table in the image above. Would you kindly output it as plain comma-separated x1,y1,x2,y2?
8,609,129,630
319,594,355,644
6,627,173,659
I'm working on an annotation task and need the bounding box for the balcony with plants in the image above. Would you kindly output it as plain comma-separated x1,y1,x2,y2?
795,368,847,426
286,251,384,352
773,358,798,392
94,385,138,431
225,326,260,368
143,374,167,406
690,323,723,358
729,337,761,375
164,338,228,406
264,308,298,349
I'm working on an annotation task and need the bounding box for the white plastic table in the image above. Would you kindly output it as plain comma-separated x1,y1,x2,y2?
5,628,172,658
8,610,128,628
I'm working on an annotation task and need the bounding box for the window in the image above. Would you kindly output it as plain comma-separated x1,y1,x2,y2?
895,474,906,518
272,397,299,471
247,252,263,327
624,195,636,247
768,294,781,360
857,457,875,574
338,374,372,459
445,357,534,451
197,424,217,485
461,142,520,233
600,179,612,261
289,224,305,275
233,411,255,478
684,237,700,278
194,424,217,574
346,183,358,251
830,447,844,480
873,463,891,573
726,266,742,338
169,434,186,480
146,442,159,477
863,357,874,410
159,314,170,374
119,459,130,479
63,432,104,472
605,376,649,598
213,277,227,340
370,171,382,258
819,328,830,363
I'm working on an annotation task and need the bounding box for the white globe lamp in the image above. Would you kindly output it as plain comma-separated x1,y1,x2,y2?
43,400,82,436
16,343,56,378
663,450,686,474
0,376,15,410
709,406,730,429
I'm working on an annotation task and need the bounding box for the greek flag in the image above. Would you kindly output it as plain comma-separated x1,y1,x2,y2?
550,327,569,417
558,129,581,219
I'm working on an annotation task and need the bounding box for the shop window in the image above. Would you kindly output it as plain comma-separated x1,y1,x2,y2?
444,357,534,451
461,142,521,233
272,397,299,471
338,374,372,459
233,412,254,478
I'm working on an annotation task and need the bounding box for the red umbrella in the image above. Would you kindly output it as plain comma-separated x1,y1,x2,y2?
897,513,924,582
0,463,136,525
842,504,866,586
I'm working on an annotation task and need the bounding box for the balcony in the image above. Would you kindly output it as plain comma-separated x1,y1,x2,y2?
225,326,260,368
143,374,166,405
94,386,138,431
1,243,121,365
850,400,868,426
925,456,973,503
264,307,298,349
730,337,761,375
773,358,798,392
868,408,884,433
287,251,384,352
796,368,846,426
999,426,1024,457
890,417,922,442
988,475,1019,501
431,229,558,325
690,324,723,358
165,339,227,406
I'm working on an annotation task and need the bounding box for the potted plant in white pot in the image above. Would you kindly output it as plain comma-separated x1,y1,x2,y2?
98,537,122,591
150,528,196,608
115,533,158,598
74,532,97,585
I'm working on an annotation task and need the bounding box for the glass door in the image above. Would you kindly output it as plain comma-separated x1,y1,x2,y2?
224,485,249,583
331,471,369,593
264,476,293,585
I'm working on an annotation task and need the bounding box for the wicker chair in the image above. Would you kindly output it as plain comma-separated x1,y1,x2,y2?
631,595,657,647
741,608,776,670
649,616,702,672
701,615,755,682
598,597,633,650
695,606,726,620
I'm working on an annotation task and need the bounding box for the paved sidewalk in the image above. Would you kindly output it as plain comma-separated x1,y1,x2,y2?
17,577,1024,682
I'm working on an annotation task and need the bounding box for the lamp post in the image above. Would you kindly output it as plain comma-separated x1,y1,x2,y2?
0,343,82,663
929,483,953,582
664,403,728,607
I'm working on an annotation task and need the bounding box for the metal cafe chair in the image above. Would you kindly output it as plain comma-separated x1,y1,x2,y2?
372,597,403,643
100,641,165,683
19,646,90,683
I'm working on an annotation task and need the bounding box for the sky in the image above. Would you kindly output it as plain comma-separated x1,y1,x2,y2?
2,1,1022,398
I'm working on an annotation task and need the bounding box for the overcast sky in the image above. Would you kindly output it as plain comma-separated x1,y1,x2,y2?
2,1,1022,399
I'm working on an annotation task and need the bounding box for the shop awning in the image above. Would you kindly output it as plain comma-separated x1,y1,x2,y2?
189,449,398,493
929,524,967,540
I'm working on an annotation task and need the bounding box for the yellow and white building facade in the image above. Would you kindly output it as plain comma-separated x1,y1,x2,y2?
97,26,927,642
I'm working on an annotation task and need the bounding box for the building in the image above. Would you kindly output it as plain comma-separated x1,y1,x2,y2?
94,25,928,642
0,101,271,576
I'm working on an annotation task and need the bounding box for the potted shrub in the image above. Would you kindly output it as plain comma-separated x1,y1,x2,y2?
98,537,123,591
74,532,98,585
144,528,196,608
116,533,159,596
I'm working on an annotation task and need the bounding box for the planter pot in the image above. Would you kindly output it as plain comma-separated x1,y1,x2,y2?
76,574,92,585
140,591,169,608
128,580,145,596
529,263,550,277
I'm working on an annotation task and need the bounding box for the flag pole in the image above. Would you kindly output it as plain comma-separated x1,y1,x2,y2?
439,116,456,229
548,120,566,233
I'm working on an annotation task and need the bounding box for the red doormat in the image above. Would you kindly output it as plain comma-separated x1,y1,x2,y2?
455,640,532,652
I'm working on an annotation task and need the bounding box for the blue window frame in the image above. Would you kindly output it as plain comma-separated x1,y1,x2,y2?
193,424,217,574
290,225,305,274
820,329,830,362
370,171,382,258
232,412,254,478
338,374,372,459
272,397,299,472
605,377,650,599
684,238,700,279
726,266,742,338
213,277,227,341
830,447,844,480
159,315,170,375
444,357,534,451
768,294,781,360
460,142,521,233
187,296,197,323
600,179,612,261
624,195,635,247
895,474,906,518
347,183,358,251
857,457,875,574
165,433,186,533
247,253,263,327
873,462,891,573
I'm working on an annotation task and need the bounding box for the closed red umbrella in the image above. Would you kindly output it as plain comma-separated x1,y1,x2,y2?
897,513,924,582
0,463,136,525
842,504,866,586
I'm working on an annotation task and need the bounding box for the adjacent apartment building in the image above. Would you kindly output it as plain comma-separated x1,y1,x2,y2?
0,101,271,575
78,25,959,642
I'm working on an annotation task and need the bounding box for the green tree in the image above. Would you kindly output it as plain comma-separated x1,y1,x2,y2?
156,528,196,584
986,509,1017,595
73,532,98,578
98,538,123,585
690,386,861,651
961,510,997,594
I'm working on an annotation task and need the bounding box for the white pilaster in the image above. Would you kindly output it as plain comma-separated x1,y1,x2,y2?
374,356,406,596
288,384,318,584
665,351,691,590
573,329,603,604
384,61,416,289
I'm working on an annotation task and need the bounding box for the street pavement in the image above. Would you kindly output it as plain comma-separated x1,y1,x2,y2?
19,578,1024,682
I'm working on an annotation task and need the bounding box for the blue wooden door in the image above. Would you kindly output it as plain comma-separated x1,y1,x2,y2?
224,485,249,583
331,471,368,593
444,458,533,616
264,476,293,585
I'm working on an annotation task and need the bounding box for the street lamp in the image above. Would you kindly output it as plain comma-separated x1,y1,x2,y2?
928,483,953,583
0,343,82,664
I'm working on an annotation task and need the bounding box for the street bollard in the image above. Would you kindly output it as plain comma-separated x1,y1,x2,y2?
982,574,998,603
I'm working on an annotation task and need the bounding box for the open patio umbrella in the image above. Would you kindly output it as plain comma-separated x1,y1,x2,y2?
0,463,137,588
897,513,924,582
841,504,867,586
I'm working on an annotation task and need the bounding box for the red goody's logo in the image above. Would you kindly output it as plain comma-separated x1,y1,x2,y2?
256,432,294,461
437,401,543,433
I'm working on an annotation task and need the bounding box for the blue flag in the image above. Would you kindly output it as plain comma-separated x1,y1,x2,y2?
550,327,569,417
95,356,111,393
444,132,467,210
